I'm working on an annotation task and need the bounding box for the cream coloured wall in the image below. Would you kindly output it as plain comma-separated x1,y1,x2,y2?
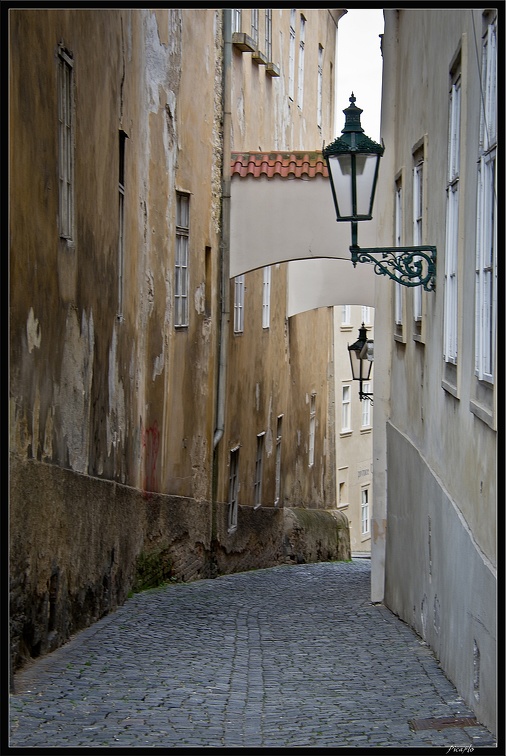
372,8,497,734
334,305,374,554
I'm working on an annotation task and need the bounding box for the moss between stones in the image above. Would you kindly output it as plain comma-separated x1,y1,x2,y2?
132,548,173,593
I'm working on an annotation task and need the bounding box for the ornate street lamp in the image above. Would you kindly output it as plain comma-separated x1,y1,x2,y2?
323,94,436,291
348,323,374,403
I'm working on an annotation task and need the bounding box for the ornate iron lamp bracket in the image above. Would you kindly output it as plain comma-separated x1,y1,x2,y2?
350,244,437,292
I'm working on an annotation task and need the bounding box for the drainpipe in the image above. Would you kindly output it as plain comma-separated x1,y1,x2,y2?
211,9,231,533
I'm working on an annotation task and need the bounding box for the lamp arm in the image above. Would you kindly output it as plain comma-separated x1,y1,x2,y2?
350,232,436,292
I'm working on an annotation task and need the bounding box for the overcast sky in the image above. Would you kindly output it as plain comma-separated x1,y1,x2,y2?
336,9,384,142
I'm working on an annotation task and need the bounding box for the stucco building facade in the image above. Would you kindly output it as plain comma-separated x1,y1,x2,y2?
372,8,497,734
9,8,351,674
334,305,374,555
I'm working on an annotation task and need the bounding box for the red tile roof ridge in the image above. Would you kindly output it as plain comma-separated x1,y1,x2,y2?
231,151,328,179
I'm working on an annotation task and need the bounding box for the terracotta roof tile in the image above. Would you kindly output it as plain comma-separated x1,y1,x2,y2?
231,151,328,179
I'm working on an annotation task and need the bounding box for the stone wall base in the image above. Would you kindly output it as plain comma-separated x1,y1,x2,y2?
10,457,350,674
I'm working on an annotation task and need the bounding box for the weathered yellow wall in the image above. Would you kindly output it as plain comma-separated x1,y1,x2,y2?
9,8,350,674
216,9,342,519
9,8,222,669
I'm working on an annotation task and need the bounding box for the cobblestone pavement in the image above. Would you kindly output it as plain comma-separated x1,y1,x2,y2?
9,560,497,749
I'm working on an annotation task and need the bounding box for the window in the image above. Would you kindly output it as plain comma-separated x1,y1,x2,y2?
342,385,351,432
288,10,296,100
118,131,127,318
297,15,306,109
234,274,245,333
361,488,370,535
394,178,404,332
413,155,424,325
262,266,271,329
228,447,240,532
444,66,461,364
265,10,272,62
341,305,351,325
254,433,265,508
274,415,283,506
361,306,371,325
308,393,316,466
475,17,497,383
58,46,74,240
338,468,348,506
362,383,372,427
317,44,323,128
251,9,259,46
175,192,190,327
232,9,242,33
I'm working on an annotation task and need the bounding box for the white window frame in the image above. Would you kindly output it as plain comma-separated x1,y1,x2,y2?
228,447,240,532
413,158,424,323
341,305,351,325
232,9,242,33
289,9,296,101
361,383,372,427
175,192,190,328
317,44,323,128
234,274,245,333
361,306,371,325
254,433,265,508
262,266,271,329
444,69,461,364
274,415,283,506
475,19,497,383
265,10,272,62
341,385,351,432
58,47,74,241
308,393,316,466
361,488,370,535
395,180,404,329
297,15,305,109
251,9,259,46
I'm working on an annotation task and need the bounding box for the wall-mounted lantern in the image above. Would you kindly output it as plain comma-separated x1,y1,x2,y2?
323,94,436,291
348,323,374,403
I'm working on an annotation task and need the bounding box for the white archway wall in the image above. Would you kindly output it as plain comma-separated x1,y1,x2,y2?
230,175,379,315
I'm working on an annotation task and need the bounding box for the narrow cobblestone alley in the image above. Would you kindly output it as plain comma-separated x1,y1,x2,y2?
9,560,496,750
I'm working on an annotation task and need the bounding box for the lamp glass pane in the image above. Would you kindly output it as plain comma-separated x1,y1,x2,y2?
355,153,379,216
348,348,361,380
328,155,353,218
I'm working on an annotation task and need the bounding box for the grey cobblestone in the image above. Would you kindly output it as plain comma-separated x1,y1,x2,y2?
9,560,496,749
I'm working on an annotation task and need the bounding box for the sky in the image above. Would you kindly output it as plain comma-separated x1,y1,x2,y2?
336,9,384,142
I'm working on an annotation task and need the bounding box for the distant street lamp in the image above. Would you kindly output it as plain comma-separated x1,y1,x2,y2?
324,94,437,291
348,323,374,403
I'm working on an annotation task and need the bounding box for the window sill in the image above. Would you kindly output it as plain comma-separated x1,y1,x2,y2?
394,332,406,344
360,427,372,434
413,333,425,344
266,62,280,77
232,32,256,52
340,325,353,331
338,502,349,509
469,399,495,430
441,379,459,399
340,430,352,438
252,49,268,65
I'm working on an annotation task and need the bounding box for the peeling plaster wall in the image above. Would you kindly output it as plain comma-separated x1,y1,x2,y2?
216,9,341,515
9,8,222,672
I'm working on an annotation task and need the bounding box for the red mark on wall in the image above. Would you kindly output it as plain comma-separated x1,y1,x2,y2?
142,421,159,499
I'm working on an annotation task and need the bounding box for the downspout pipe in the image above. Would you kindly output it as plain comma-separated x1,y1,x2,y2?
213,8,231,451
